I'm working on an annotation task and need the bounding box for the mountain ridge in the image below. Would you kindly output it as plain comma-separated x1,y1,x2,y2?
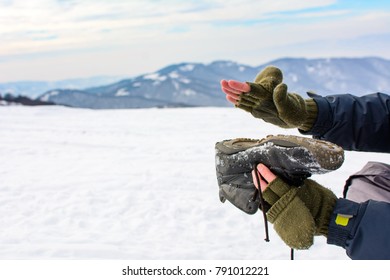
2,57,390,109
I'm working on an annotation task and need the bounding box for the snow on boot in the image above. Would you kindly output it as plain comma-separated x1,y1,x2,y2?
215,134,344,214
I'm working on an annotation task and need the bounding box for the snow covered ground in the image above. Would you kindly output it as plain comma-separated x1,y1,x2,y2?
0,105,388,260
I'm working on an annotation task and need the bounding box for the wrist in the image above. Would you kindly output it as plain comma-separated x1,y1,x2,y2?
298,98,318,131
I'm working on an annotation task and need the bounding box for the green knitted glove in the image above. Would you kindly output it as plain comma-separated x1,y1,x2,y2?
236,66,318,131
262,178,337,249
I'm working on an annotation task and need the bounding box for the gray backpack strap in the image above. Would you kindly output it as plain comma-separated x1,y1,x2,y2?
343,161,390,203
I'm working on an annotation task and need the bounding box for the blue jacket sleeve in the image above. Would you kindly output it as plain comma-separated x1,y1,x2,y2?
299,92,390,258
302,92,390,152
327,198,390,259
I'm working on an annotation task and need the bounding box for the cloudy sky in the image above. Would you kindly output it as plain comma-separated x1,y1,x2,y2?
1,0,390,82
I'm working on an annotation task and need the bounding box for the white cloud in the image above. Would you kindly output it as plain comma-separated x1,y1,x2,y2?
1,0,390,81
0,0,338,56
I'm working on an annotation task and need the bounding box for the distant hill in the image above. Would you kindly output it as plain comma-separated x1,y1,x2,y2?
0,93,56,106
0,76,126,99
39,61,255,108
3,57,390,109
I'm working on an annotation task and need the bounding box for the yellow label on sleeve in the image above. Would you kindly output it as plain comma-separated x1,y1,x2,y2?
335,214,353,226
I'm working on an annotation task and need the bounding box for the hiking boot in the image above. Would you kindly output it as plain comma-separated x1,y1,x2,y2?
215,134,344,214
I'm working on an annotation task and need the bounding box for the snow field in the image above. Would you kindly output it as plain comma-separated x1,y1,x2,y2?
0,106,388,259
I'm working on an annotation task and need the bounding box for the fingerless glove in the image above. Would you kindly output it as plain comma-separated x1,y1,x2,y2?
262,178,337,249
236,66,318,131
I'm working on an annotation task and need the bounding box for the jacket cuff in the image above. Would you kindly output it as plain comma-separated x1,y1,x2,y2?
327,198,360,248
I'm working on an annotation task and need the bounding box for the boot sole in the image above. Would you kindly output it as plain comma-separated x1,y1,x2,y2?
215,134,344,214
217,134,344,172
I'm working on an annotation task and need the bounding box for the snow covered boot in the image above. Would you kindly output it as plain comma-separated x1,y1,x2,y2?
215,134,344,214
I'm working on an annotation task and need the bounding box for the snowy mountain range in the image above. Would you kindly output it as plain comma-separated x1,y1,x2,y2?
38,61,254,108
0,76,126,99
3,57,390,109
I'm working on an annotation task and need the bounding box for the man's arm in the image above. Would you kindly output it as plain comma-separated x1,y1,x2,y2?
302,92,390,152
328,198,390,259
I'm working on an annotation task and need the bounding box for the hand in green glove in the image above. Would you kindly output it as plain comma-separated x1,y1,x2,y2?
220,66,318,131
252,163,337,249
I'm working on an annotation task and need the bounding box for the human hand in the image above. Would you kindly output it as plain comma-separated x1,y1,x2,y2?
221,66,318,131
220,79,250,105
252,163,337,249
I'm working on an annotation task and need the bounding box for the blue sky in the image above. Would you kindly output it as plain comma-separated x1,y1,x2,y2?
1,0,390,82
